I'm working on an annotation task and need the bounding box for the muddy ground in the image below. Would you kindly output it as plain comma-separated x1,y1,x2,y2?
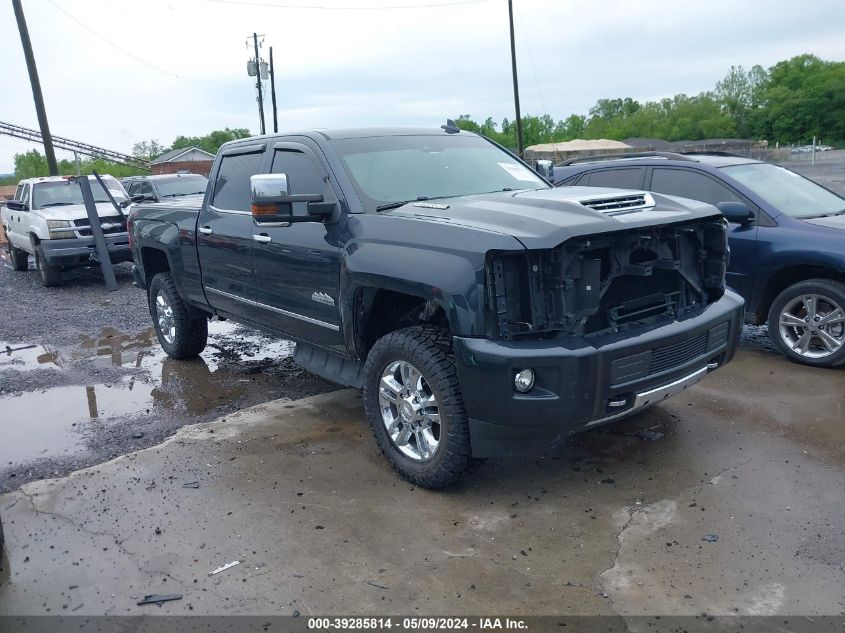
0,259,335,492
0,350,842,617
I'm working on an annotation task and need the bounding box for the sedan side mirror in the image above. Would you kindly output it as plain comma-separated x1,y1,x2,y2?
535,160,554,180
717,201,754,225
250,173,335,223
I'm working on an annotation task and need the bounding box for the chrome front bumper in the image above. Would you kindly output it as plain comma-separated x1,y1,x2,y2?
586,361,718,428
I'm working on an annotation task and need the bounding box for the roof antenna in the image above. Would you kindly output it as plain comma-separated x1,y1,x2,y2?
441,119,460,134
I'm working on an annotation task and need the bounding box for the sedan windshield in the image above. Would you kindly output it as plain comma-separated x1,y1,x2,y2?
154,175,208,198
32,177,128,210
721,163,845,219
331,134,547,212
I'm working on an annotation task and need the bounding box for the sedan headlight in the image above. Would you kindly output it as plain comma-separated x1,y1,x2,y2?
47,220,76,239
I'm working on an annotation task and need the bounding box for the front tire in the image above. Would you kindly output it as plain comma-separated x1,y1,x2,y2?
363,326,473,489
7,241,28,272
767,279,845,368
34,245,61,287
148,272,208,359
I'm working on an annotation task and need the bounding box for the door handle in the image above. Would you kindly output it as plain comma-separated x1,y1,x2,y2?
252,234,271,243
198,226,213,235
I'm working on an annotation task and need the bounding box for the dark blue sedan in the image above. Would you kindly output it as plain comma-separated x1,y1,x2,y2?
554,152,845,367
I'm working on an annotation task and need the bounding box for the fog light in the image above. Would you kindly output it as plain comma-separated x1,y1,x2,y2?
514,368,535,393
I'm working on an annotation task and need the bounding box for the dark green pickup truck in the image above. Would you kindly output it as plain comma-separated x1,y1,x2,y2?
128,125,743,487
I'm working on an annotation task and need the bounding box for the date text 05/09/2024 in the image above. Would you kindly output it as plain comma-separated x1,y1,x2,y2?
307,618,528,630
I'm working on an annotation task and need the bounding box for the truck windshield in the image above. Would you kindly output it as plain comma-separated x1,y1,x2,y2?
331,134,547,212
721,163,845,219
155,175,208,198
32,178,128,210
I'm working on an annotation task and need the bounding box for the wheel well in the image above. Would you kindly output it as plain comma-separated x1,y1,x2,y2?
141,247,170,280
757,265,845,324
356,288,449,358
29,232,40,246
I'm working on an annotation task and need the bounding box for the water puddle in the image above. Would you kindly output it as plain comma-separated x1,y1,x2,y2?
0,321,298,469
0,343,63,371
1,379,153,466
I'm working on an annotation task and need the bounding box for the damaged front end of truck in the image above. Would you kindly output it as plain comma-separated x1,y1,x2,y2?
487,194,729,341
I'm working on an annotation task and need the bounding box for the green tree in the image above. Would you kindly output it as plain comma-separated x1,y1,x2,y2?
170,128,252,155
132,139,167,160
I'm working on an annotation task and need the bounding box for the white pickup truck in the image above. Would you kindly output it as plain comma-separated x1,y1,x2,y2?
1,175,133,287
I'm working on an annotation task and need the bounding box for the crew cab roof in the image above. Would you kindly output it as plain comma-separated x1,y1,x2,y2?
222,127,479,148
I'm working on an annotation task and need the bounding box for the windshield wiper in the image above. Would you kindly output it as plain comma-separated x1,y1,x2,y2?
37,202,76,208
376,196,430,212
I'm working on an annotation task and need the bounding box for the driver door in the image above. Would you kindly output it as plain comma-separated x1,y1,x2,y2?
250,142,345,350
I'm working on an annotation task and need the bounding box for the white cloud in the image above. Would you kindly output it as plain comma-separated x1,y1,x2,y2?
1,0,844,172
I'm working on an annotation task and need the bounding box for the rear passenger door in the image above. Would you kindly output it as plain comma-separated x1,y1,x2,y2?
249,141,345,350
648,167,757,299
197,144,266,318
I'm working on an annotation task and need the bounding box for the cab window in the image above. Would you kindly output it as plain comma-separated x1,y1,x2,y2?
585,168,644,189
212,152,263,212
650,168,741,206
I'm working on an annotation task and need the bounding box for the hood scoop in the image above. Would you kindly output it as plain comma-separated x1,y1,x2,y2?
578,192,656,216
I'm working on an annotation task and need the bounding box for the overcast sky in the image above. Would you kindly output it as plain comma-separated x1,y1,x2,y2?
1,0,844,172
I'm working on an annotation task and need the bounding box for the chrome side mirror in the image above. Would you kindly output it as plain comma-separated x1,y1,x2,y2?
250,173,290,205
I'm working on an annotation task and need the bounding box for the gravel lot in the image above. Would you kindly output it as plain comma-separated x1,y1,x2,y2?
0,255,335,493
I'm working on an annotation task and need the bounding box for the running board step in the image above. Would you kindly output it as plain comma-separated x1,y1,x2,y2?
293,343,364,389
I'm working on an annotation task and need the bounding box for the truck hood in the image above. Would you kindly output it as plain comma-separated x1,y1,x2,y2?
387,186,723,250
35,201,125,222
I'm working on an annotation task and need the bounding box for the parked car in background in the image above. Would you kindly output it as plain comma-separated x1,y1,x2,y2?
1,175,131,287
121,173,208,203
554,152,845,367
129,126,743,487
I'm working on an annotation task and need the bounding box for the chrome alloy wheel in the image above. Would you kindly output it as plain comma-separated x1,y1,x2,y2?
155,290,177,345
378,360,441,461
778,293,844,359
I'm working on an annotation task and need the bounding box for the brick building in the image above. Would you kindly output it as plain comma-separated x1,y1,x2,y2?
150,147,215,176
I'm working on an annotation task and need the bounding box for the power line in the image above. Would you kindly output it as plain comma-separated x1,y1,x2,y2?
44,0,209,81
207,0,488,10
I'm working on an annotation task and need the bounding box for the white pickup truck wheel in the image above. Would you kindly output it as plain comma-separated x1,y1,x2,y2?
7,241,29,272
34,245,61,287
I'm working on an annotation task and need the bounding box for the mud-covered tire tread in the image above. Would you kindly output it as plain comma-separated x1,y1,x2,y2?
363,325,478,489
148,272,208,359
767,278,845,368
8,241,28,271
34,245,61,287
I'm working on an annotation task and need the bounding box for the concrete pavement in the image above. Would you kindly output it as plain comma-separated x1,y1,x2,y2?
0,348,843,616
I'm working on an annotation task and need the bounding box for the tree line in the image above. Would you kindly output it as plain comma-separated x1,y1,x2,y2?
455,54,844,149
3,54,842,184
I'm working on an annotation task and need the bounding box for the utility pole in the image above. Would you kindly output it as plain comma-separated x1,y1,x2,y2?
507,0,524,158
13,0,58,175
269,46,278,133
253,33,266,135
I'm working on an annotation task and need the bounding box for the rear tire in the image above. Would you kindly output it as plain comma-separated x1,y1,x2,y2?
34,245,61,287
7,241,28,271
363,325,474,489
148,272,208,359
767,279,845,368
